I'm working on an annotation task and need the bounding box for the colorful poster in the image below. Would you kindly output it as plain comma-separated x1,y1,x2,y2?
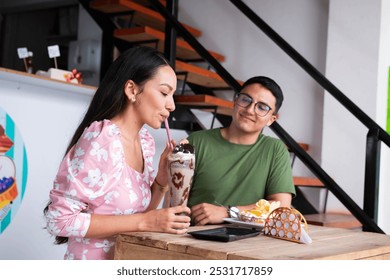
0,107,28,234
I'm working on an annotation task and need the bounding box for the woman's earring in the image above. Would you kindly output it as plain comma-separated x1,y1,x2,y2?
131,97,136,103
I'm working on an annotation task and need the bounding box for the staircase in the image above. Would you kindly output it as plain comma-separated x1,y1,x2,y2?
85,0,360,229
176,94,361,229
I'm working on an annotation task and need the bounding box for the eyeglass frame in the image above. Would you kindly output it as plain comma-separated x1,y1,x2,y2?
234,92,274,117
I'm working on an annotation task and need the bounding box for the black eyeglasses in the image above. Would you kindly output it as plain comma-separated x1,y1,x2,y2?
235,93,272,117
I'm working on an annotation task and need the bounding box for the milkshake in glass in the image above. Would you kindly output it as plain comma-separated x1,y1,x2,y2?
167,143,195,207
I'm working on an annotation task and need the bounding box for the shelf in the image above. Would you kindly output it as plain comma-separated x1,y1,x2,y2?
0,67,96,97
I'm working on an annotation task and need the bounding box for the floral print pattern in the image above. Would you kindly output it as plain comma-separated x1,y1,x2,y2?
46,120,155,259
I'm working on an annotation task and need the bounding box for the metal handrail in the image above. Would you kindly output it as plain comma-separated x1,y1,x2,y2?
148,0,386,233
229,0,389,233
230,0,390,146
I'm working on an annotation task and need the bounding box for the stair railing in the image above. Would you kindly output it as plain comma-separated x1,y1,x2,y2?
229,0,390,233
148,0,387,233
148,0,241,90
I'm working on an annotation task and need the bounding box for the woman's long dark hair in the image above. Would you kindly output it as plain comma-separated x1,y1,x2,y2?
44,46,172,244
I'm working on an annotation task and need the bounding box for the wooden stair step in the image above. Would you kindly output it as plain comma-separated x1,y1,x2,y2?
287,143,309,152
176,61,242,88
174,94,234,116
293,176,324,187
131,0,166,7
304,213,362,229
114,26,225,62
90,0,201,37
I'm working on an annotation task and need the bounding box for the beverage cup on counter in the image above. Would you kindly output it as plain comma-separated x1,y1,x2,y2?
167,143,195,207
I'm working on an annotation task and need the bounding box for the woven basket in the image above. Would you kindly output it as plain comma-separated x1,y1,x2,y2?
263,207,308,243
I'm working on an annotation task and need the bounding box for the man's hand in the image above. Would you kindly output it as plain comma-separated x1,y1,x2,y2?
191,203,228,225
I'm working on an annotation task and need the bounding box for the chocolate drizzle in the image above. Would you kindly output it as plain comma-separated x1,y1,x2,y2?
173,143,195,154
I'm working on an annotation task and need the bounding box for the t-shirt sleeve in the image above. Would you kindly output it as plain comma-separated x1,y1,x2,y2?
45,122,123,238
266,140,296,197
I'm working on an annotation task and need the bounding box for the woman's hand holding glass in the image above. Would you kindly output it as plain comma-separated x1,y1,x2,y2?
142,205,191,234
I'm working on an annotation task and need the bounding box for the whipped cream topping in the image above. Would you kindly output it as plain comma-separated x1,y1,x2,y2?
169,151,195,161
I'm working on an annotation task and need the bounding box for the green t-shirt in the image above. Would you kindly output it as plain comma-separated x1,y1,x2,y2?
187,128,295,207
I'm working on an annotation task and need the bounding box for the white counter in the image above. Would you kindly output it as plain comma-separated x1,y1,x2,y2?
0,67,188,259
0,67,95,259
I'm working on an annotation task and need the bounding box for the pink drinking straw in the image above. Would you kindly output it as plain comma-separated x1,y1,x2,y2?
164,118,174,150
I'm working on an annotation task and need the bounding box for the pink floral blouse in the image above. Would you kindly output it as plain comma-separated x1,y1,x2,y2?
46,120,155,260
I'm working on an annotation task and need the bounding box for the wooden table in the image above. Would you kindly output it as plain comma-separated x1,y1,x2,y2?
114,225,390,260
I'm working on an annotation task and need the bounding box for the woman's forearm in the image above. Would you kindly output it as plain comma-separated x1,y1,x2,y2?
146,179,169,211
85,213,145,239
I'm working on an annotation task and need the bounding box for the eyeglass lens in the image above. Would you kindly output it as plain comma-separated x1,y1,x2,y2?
237,93,271,116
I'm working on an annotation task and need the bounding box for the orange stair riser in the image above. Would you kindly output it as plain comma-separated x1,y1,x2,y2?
114,27,224,61
90,0,202,37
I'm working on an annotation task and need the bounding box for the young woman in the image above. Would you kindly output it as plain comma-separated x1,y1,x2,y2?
44,46,190,260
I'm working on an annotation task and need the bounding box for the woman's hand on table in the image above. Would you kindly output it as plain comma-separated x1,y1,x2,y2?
141,205,191,234
191,203,228,225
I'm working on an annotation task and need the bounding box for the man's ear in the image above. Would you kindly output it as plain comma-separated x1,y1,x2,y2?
266,113,278,126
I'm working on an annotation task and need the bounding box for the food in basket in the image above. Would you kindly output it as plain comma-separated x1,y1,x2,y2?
238,199,281,224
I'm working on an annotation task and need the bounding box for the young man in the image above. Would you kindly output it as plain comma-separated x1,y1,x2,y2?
187,76,295,225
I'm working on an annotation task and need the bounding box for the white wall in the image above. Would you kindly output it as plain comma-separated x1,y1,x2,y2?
323,0,390,233
377,0,390,235
178,0,328,208
179,0,327,165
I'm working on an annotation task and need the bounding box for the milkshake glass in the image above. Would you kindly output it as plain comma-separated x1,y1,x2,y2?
167,143,195,207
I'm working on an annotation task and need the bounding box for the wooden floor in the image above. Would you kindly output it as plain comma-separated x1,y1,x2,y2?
305,213,362,229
